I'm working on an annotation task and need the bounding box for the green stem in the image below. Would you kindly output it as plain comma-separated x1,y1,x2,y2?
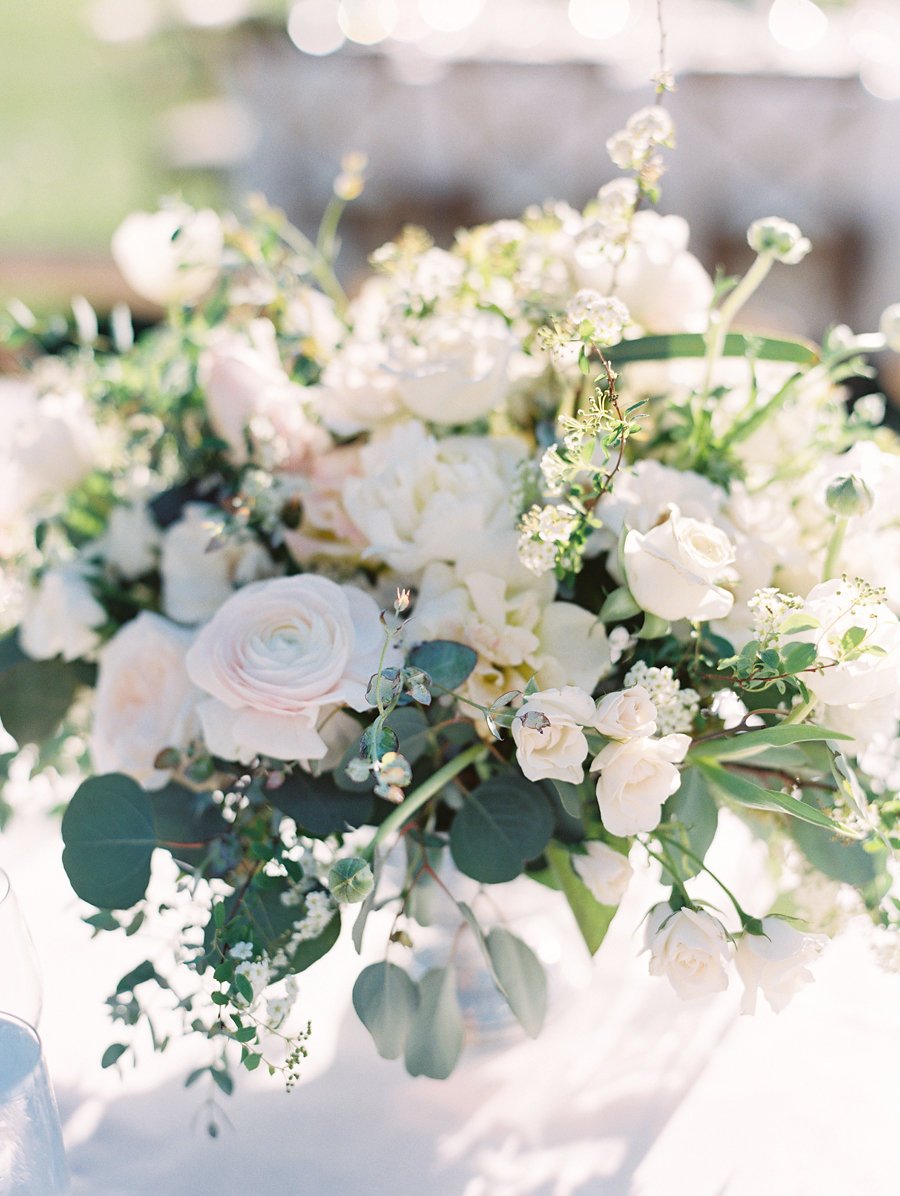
699,252,774,400
822,515,848,581
365,744,488,860
783,696,817,726
653,831,749,922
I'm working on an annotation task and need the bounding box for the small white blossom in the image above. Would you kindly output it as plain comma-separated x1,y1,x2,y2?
622,661,699,736
228,941,254,962
747,217,811,265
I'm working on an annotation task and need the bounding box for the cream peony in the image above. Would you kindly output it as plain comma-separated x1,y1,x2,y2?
198,319,329,470
185,575,383,764
19,565,106,663
624,506,736,623
160,504,278,626
92,612,200,790
111,203,223,306
735,917,825,1014
594,685,657,739
342,421,524,575
572,841,633,906
646,905,732,999
591,733,690,836
511,686,596,784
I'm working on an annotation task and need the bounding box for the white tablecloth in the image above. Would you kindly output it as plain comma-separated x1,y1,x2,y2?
3,800,900,1196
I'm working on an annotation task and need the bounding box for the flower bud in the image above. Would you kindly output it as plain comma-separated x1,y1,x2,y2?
880,303,900,352
327,858,374,904
746,217,811,264
377,751,412,788
825,473,874,517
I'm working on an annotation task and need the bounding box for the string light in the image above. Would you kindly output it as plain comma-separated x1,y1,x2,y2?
768,0,828,51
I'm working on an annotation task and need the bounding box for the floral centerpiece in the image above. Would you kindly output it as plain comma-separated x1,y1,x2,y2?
2,86,900,1109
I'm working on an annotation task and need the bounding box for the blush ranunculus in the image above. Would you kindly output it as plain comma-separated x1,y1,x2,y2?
185,575,383,764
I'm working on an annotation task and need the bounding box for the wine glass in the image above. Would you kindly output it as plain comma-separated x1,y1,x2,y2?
0,1013,70,1194
0,869,42,1027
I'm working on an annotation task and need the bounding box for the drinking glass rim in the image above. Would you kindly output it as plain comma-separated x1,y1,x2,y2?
0,866,9,907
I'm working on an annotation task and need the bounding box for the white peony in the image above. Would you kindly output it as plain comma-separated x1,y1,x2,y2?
198,319,329,470
572,841,633,906
646,905,732,999
111,203,223,306
342,421,524,575
92,612,200,790
735,917,825,1014
19,565,106,663
594,685,657,740
185,575,383,764
624,506,736,623
383,310,515,425
160,504,279,626
511,686,596,784
591,733,690,836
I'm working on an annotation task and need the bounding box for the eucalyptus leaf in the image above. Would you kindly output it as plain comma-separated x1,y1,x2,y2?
62,774,156,909
0,638,86,746
485,928,547,1038
404,966,465,1079
408,640,478,691
661,766,718,881
352,962,420,1059
271,770,373,838
387,705,431,766
450,777,554,883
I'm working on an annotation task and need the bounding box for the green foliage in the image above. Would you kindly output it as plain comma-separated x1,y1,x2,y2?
238,886,341,976
545,840,619,955
0,637,87,746
352,962,420,1060
403,966,465,1080
62,775,156,909
661,767,718,881
697,762,845,832
484,928,547,1039
606,331,818,367
271,771,373,838
328,858,374,905
407,640,478,691
688,724,852,764
450,777,554,883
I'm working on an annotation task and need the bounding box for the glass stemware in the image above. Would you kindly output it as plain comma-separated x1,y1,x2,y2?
0,1013,70,1195
0,870,42,1027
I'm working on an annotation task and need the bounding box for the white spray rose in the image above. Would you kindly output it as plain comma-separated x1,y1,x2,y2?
646,905,732,999
198,319,329,470
786,578,900,708
735,918,825,1014
19,565,106,663
185,575,383,765
111,203,223,306
624,506,736,623
309,340,402,437
92,502,161,580
161,504,278,626
511,686,596,784
591,733,690,836
92,612,200,790
572,841,633,906
594,685,657,739
342,421,523,574
383,310,515,425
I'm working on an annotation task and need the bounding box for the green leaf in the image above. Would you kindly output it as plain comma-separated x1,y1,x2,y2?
101,1043,128,1069
485,928,547,1039
778,613,820,635
360,722,399,761
661,766,718,880
450,777,554,883
403,966,465,1080
606,331,818,367
408,640,478,691
697,763,846,832
62,774,156,909
545,840,618,955
239,885,341,975
0,639,86,746
637,612,670,640
210,1067,233,1097
148,782,228,869
352,962,420,1060
599,586,640,622
779,642,818,675
116,960,165,995
387,706,431,766
688,724,852,762
271,771,373,838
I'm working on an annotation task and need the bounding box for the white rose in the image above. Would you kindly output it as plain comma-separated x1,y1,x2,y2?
92,612,200,790
92,502,161,580
511,686,596,784
185,575,383,764
735,917,825,1014
624,506,736,623
342,421,524,574
572,841,633,906
111,204,223,306
161,504,278,626
19,565,105,663
594,685,657,739
309,339,402,437
786,578,900,707
646,905,732,999
383,310,515,425
591,733,690,836
198,319,329,470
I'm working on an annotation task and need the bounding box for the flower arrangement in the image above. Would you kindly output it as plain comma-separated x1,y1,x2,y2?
2,86,900,1108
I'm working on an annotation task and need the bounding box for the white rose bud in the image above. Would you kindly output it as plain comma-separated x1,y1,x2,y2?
111,204,223,306
19,565,106,663
572,841,633,906
623,506,736,623
746,217,811,264
879,303,900,352
591,733,690,836
646,905,732,999
511,686,596,785
735,917,826,1014
593,685,657,740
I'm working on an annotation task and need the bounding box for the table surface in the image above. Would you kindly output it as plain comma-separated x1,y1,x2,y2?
2,791,899,1196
